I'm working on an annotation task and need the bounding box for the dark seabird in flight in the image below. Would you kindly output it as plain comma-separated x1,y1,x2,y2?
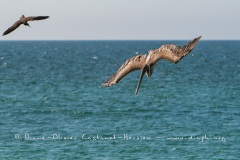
2,15,49,36
102,36,202,95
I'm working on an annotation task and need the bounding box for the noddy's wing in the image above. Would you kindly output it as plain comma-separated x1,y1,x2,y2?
149,36,202,64
2,20,23,36
102,54,147,87
26,16,49,21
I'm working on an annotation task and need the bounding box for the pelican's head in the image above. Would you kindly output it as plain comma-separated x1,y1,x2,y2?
145,50,156,77
20,15,25,19
145,63,155,77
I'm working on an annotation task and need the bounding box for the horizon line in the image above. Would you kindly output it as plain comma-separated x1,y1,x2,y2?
1,39,240,41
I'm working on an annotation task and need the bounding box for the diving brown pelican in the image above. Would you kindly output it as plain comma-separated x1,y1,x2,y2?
2,15,49,36
102,36,202,95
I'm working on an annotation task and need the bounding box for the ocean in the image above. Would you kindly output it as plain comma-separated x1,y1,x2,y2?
0,40,239,159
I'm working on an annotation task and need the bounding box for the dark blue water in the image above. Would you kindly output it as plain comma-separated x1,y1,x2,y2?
0,40,239,159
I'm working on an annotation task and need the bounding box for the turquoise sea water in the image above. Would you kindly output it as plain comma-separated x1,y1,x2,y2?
0,40,239,159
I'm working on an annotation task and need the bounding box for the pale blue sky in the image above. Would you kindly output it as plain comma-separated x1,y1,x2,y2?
1,0,240,40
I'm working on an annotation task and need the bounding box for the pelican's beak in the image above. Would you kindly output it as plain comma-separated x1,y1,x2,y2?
135,65,149,95
148,64,151,76
26,23,31,28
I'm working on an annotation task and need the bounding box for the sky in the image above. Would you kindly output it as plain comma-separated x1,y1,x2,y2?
1,0,240,40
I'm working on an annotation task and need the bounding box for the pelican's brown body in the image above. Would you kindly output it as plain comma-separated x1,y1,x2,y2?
102,36,202,95
2,15,49,36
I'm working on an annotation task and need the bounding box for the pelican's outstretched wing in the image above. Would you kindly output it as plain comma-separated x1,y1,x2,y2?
26,16,49,21
2,20,23,36
2,15,49,36
148,36,202,64
102,54,147,87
